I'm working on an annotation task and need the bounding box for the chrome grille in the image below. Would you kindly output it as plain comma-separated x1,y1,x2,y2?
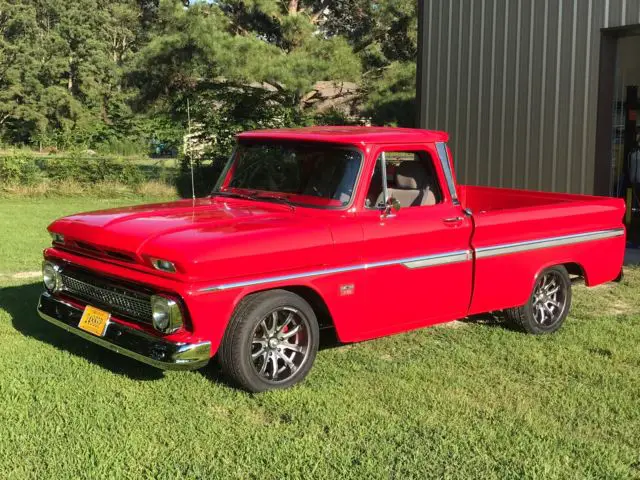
60,271,153,324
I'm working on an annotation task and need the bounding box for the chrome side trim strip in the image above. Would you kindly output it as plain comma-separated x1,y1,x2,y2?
199,228,623,293
198,249,472,293
202,264,362,292
475,228,624,259
403,251,471,269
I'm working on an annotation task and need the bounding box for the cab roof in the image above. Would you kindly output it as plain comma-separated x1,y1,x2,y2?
237,126,449,145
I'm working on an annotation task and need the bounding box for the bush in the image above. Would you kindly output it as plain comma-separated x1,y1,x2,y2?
0,152,40,185
118,161,146,186
0,150,175,196
42,154,151,186
95,138,149,157
42,152,88,182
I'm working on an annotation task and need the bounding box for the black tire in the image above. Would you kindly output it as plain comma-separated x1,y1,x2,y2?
505,265,572,334
218,289,320,392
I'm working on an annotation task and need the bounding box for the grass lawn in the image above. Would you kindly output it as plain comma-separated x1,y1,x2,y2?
1,198,640,478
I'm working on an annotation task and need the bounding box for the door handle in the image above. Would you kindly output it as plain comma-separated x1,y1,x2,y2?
442,216,464,224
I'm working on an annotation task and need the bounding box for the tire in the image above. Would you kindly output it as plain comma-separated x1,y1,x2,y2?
505,265,572,334
218,290,320,392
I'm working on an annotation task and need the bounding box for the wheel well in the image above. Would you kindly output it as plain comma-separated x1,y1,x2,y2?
240,285,335,329
561,262,586,283
280,286,335,329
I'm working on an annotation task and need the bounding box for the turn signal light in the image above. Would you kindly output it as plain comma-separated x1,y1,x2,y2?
151,258,177,273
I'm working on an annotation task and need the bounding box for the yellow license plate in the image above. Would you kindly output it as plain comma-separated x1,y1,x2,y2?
78,305,111,337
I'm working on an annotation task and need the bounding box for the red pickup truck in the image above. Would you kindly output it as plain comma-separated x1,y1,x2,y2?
38,127,626,392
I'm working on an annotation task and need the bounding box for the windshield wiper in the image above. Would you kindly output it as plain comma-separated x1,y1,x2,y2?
212,190,295,209
211,190,257,201
252,194,295,209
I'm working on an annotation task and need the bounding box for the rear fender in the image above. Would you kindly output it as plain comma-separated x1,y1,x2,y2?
468,234,624,315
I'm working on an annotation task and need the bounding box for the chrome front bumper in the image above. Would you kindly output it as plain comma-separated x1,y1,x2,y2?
37,292,211,370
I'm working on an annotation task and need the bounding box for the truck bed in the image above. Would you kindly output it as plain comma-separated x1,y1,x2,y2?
458,185,626,315
457,185,607,213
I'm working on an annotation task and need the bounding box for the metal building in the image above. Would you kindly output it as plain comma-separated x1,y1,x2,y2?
416,0,640,195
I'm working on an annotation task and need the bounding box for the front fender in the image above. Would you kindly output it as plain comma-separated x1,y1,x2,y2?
187,267,367,353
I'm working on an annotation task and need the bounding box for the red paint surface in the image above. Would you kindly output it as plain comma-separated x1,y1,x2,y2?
237,126,449,145
44,127,626,357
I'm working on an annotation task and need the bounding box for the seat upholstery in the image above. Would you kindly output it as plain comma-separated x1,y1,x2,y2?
376,161,436,208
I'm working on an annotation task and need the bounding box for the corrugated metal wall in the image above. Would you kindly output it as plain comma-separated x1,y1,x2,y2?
416,0,640,194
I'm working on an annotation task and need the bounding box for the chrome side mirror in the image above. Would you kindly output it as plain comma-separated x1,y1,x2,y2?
382,197,401,217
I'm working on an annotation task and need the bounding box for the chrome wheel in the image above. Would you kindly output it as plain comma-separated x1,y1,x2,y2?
250,307,311,383
532,271,567,326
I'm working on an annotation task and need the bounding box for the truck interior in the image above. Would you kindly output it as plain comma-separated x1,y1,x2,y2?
365,151,441,208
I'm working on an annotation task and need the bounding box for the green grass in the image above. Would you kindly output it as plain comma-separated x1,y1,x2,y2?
1,198,640,478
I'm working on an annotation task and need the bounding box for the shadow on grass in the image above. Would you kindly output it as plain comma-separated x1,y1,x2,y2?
460,311,516,330
0,281,347,387
0,281,166,381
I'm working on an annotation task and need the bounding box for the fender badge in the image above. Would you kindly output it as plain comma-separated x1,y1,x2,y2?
339,284,355,296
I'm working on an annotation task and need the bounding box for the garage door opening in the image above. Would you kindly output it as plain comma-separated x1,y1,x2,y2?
596,26,640,245
611,35,640,198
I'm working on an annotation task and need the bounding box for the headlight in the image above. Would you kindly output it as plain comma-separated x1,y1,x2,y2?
42,261,62,292
150,295,183,333
49,232,65,244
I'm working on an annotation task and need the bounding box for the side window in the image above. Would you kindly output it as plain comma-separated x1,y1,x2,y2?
435,142,458,204
365,151,442,208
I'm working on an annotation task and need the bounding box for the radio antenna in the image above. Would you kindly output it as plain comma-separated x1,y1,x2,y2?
187,97,195,201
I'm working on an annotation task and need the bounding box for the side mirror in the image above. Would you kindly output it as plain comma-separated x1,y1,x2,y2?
382,196,401,216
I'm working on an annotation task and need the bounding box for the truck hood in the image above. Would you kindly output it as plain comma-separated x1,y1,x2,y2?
49,198,335,282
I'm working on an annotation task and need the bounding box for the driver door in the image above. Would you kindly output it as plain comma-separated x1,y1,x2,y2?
356,144,473,339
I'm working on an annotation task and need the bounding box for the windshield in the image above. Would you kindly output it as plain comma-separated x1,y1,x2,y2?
213,142,362,209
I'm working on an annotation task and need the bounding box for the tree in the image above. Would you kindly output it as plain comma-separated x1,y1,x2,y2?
0,0,146,146
0,0,419,148
129,0,361,156
324,0,418,126
131,0,361,99
0,1,45,143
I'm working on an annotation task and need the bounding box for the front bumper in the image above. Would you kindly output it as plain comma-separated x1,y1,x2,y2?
37,292,210,370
